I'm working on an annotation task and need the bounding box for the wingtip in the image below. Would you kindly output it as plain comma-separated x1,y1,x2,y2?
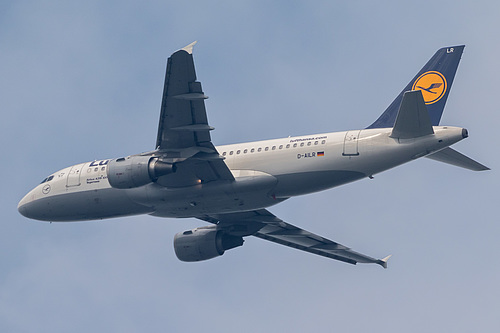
181,41,197,54
378,255,392,269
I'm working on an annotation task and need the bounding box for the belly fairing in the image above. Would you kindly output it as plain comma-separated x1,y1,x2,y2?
127,170,282,218
273,170,366,197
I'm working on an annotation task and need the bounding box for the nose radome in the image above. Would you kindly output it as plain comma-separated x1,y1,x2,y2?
17,193,32,219
18,192,56,222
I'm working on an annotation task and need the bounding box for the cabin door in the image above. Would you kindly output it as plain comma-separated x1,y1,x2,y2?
343,130,360,156
66,163,84,187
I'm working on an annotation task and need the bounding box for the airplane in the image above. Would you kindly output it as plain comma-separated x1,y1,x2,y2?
18,42,489,268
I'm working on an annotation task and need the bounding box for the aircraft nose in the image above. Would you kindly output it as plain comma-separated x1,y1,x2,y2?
18,203,30,219
17,191,48,221
18,187,68,222
17,193,34,219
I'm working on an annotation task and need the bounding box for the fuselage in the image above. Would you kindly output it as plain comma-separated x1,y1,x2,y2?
18,126,466,222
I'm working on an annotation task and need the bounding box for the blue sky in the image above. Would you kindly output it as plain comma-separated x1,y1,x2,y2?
1,1,499,332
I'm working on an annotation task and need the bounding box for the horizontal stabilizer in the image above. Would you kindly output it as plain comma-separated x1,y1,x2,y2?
390,90,434,139
426,147,489,171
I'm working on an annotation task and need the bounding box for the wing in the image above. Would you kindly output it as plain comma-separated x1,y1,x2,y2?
154,42,234,187
199,209,391,268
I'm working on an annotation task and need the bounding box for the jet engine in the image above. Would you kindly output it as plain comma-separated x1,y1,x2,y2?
107,156,175,189
174,226,244,262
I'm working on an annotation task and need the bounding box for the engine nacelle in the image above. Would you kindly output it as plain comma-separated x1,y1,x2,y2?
173,226,244,262
107,155,175,189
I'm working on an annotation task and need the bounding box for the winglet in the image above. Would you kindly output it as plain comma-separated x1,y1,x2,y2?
181,41,197,54
378,255,392,269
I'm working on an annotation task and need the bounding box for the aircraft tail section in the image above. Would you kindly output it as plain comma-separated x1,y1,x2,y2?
368,45,465,129
426,147,490,171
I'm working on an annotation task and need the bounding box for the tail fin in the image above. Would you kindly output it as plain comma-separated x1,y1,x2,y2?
368,45,465,129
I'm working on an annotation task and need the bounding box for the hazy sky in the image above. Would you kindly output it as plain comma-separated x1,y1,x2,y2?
1,1,499,332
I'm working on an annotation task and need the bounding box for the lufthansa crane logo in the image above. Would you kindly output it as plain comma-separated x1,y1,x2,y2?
412,71,447,104
42,184,51,194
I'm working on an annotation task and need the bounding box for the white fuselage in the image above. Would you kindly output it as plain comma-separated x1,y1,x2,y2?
18,126,466,222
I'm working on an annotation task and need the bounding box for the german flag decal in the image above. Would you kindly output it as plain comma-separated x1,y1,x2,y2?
317,151,325,157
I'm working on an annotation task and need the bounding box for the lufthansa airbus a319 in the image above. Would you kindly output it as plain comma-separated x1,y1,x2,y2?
18,42,489,268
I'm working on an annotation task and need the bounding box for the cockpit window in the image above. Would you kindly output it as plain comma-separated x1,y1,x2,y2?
40,175,54,184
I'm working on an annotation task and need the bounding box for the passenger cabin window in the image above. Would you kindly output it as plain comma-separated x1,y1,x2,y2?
293,143,297,148
237,150,241,154
322,140,326,144
229,151,234,155
307,142,311,146
222,152,227,156
243,149,248,154
265,147,269,151
258,148,262,152
251,148,255,153
300,143,304,147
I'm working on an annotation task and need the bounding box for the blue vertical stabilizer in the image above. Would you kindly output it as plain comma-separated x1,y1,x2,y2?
368,46,464,129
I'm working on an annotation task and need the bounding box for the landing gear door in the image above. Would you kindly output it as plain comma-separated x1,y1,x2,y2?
66,163,84,187
343,130,361,156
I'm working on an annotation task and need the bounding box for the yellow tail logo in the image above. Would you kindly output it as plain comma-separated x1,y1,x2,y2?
412,71,447,104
